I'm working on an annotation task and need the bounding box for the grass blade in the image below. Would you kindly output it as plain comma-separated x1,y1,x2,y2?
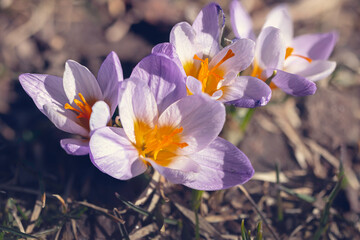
0,225,39,239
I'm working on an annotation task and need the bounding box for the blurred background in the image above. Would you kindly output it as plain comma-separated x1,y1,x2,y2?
0,0,359,239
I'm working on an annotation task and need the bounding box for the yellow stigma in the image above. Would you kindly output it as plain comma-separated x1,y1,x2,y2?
186,49,235,96
64,93,92,120
134,121,188,167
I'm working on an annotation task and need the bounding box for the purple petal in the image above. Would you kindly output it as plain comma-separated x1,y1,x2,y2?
192,2,224,57
119,79,158,143
292,60,336,82
291,31,338,60
63,60,103,104
209,38,255,75
262,4,293,45
97,51,123,115
19,73,68,114
43,103,89,137
158,94,225,155
229,0,255,40
151,43,184,71
256,27,286,69
130,53,187,114
89,101,110,132
89,127,147,180
183,137,254,190
221,76,272,107
60,138,89,155
265,69,317,96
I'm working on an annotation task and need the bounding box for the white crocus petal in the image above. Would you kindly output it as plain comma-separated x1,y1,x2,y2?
262,4,293,46
211,90,223,100
63,60,103,104
43,104,89,137
150,155,200,173
186,76,202,95
192,3,224,58
89,101,110,132
183,137,254,190
256,27,286,70
292,60,336,82
60,138,89,155
147,158,195,185
170,22,200,66
230,0,255,40
220,76,272,108
19,74,69,114
97,51,123,115
152,43,184,71
209,38,255,75
158,94,225,155
90,127,147,180
130,53,187,114
119,79,158,143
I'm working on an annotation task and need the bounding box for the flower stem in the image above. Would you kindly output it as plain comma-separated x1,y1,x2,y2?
239,70,277,133
191,189,203,240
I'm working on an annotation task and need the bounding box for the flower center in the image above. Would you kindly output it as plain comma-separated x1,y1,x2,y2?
64,93,92,120
251,61,277,89
285,47,312,63
187,49,235,96
134,121,188,166
251,47,313,90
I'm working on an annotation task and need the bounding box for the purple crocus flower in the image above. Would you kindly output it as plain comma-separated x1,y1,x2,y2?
153,3,272,108
89,78,254,190
230,1,337,96
19,52,123,155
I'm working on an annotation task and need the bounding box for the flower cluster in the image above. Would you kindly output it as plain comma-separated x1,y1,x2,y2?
19,2,336,190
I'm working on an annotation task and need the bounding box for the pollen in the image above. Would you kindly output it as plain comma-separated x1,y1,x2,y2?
134,121,188,166
190,49,235,96
64,93,92,120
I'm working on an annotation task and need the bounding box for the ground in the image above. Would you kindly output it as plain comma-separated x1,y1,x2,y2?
0,0,359,239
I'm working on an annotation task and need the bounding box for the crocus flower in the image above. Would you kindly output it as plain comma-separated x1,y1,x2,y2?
154,2,272,108
89,79,254,190
19,52,123,155
230,1,337,96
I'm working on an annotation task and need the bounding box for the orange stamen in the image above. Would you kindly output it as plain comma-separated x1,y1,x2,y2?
210,49,235,73
134,122,188,164
285,47,312,63
64,93,92,120
192,49,235,95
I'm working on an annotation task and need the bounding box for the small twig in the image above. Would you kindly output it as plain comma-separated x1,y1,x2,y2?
115,193,178,225
76,201,125,224
113,208,129,240
159,176,169,202
26,199,43,234
71,219,78,240
135,171,160,206
238,185,280,240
